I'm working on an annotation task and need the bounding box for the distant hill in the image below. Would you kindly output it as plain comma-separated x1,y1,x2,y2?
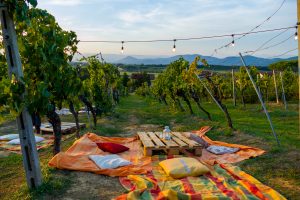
114,54,297,67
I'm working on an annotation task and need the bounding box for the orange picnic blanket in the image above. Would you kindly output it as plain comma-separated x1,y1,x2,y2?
191,126,266,165
48,133,152,176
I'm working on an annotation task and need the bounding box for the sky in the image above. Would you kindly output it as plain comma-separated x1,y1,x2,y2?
37,0,297,58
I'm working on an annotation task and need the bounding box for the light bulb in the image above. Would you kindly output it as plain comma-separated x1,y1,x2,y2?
121,41,124,54
172,39,176,52
295,32,298,40
231,41,235,47
172,45,176,52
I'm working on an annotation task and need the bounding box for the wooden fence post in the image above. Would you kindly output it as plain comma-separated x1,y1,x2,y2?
279,72,287,110
272,70,279,104
257,74,261,93
232,69,236,106
0,3,42,188
239,53,280,146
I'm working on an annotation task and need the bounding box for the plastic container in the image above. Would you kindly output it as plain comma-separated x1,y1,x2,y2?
163,126,171,140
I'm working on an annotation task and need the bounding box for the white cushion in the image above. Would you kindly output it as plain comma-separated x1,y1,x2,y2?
88,154,132,169
7,136,45,145
0,134,19,141
206,145,239,155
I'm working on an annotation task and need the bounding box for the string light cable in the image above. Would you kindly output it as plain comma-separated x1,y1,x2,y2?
229,47,297,67
243,33,294,54
79,26,294,43
243,27,291,56
219,30,295,66
267,48,298,58
210,0,286,56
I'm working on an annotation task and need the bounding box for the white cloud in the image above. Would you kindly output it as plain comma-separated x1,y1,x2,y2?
46,0,89,6
40,0,297,56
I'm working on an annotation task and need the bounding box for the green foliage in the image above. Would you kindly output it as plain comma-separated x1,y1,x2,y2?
3,0,37,22
122,72,130,87
130,72,152,91
269,60,298,72
83,56,122,115
12,8,78,115
136,82,151,97
151,57,206,115
281,69,299,100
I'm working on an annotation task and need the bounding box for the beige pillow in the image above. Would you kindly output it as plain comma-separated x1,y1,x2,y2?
159,157,209,179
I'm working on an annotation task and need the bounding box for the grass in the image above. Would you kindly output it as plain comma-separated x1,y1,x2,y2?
0,94,299,199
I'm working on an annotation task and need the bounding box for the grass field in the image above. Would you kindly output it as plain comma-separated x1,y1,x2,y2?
0,94,299,199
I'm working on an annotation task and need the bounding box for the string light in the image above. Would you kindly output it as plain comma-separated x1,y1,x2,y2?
172,39,176,52
231,34,235,47
79,26,294,44
121,41,124,53
78,26,295,54
294,26,298,40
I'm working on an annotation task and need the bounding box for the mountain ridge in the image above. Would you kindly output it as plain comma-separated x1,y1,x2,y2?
114,54,297,66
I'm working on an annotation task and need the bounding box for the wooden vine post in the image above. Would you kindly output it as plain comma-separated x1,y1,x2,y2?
0,3,42,188
232,69,236,106
195,72,233,129
298,0,300,105
279,72,287,110
239,53,280,146
272,70,279,104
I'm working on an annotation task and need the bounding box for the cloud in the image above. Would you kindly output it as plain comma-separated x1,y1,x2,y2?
40,0,296,57
46,0,90,6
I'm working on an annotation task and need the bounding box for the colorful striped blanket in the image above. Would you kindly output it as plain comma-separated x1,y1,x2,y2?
117,155,286,200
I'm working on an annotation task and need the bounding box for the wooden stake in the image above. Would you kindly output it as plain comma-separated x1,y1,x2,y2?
232,69,236,106
272,70,279,104
85,105,91,128
195,74,224,112
257,74,261,94
297,0,300,106
279,72,287,110
239,53,280,146
195,73,233,129
0,3,42,188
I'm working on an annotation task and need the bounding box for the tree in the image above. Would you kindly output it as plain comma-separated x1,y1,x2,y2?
16,8,78,154
199,58,233,129
151,57,211,119
269,60,297,72
184,57,211,120
82,56,122,117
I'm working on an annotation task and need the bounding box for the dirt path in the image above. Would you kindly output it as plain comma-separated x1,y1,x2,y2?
58,172,125,200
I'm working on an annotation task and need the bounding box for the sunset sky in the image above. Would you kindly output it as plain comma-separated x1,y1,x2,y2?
38,0,297,58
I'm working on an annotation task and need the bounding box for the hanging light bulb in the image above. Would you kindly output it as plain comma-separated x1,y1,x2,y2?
294,27,298,40
231,34,235,47
172,39,176,52
121,41,124,53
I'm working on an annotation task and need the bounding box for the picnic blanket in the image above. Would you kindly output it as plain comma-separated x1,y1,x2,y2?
187,126,266,165
0,134,73,154
117,155,286,200
48,133,152,177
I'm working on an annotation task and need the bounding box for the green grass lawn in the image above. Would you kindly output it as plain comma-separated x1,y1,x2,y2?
0,94,299,199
